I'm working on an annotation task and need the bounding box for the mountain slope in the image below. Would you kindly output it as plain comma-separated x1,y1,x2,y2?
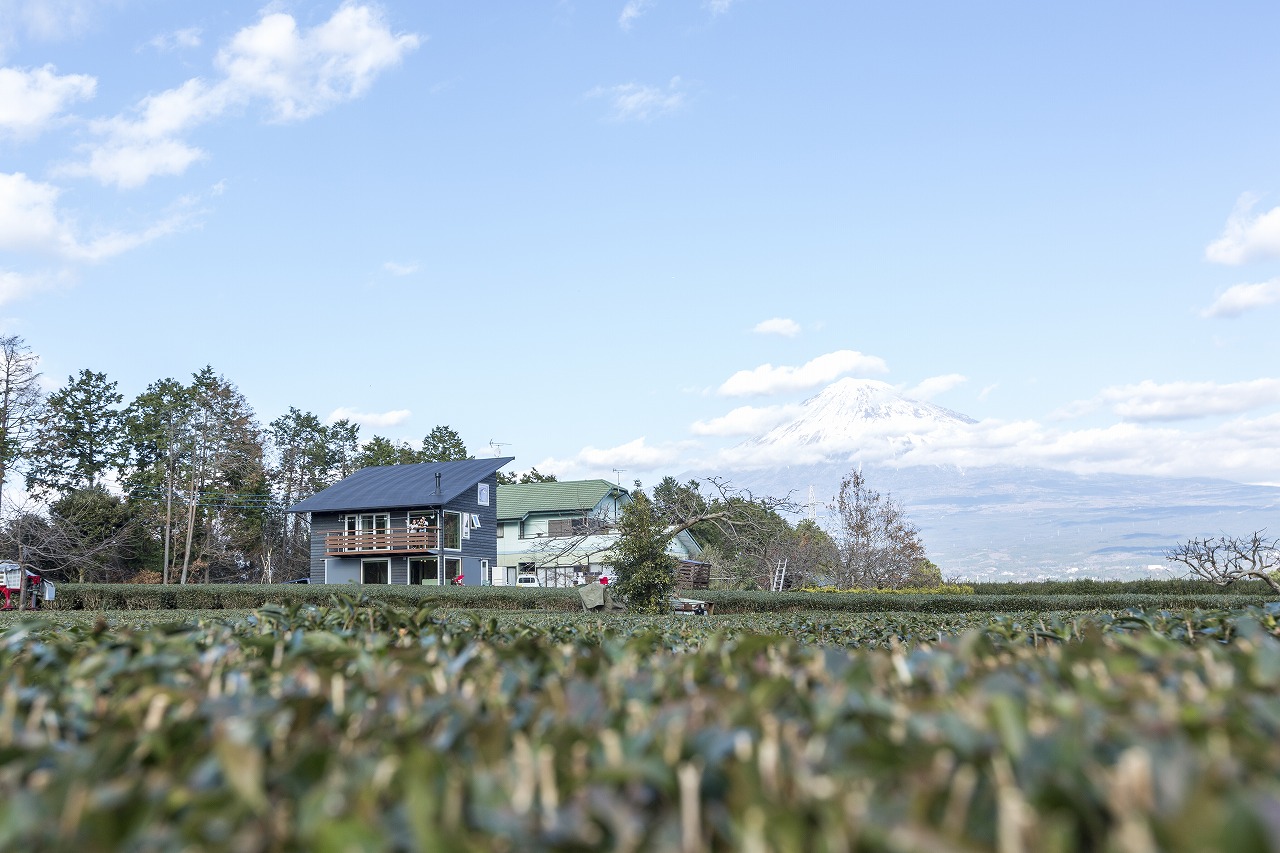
742,378,975,452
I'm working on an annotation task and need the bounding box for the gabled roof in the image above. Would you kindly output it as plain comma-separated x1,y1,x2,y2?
497,479,628,520
288,458,513,514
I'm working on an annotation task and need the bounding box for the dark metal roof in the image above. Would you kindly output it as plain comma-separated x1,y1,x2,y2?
287,458,513,514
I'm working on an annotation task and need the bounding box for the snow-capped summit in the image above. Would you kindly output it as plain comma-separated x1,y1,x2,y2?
741,377,976,452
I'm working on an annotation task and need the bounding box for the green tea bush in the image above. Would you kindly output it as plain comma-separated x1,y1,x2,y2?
0,597,1278,850
799,582,976,594
966,576,1277,595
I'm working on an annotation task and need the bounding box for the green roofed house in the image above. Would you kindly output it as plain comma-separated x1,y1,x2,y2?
495,479,702,587
288,458,512,586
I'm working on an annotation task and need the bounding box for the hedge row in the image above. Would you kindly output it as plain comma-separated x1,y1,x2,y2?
34,583,579,613
965,577,1278,595
25,583,1277,615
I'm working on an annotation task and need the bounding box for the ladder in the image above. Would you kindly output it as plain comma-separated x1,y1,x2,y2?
770,558,788,592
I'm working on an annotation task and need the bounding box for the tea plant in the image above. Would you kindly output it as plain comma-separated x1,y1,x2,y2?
0,596,1276,851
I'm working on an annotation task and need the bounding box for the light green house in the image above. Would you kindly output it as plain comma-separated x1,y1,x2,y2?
494,479,702,587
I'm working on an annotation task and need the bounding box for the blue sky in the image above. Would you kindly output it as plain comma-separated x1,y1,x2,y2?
2,1,1279,487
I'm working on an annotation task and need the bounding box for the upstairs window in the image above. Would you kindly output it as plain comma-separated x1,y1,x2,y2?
442,511,461,550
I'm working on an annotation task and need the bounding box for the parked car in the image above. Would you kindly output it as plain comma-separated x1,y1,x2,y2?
285,577,310,584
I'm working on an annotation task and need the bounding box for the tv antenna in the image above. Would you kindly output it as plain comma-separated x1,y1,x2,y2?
488,439,509,457
612,468,626,485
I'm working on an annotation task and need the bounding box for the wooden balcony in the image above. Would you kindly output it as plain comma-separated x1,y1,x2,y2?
324,527,439,556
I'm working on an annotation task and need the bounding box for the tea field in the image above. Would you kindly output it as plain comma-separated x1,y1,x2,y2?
1,596,1279,851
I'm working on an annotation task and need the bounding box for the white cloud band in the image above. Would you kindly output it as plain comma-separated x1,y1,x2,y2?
1202,278,1280,318
718,350,889,397
1205,194,1280,265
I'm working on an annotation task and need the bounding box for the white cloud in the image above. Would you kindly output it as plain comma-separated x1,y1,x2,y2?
148,27,202,52
589,77,685,122
1054,378,1280,422
0,267,58,304
383,261,418,276
691,404,799,436
708,406,1280,485
326,407,411,429
1205,193,1280,265
61,138,208,189
63,4,420,188
1202,278,1280,318
718,350,889,397
906,373,966,400
576,437,683,469
752,317,799,336
618,0,654,30
706,0,738,14
216,4,421,122
0,64,95,136
1100,379,1280,421
1,0,104,47
0,170,196,271
539,437,691,482
0,172,67,253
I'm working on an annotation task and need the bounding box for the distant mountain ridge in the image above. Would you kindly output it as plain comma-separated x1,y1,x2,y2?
698,379,1280,580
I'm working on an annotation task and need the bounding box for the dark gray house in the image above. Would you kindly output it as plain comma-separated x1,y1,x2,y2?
287,458,513,585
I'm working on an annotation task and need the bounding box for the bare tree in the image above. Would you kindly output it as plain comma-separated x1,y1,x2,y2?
1166,531,1280,593
0,336,42,516
520,477,795,586
0,493,137,584
828,468,929,589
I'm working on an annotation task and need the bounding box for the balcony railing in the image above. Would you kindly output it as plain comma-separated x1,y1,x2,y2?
324,527,439,556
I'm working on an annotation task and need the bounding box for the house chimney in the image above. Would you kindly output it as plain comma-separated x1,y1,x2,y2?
435,472,441,493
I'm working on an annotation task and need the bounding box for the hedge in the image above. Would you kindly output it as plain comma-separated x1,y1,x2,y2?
22,582,1277,615
965,577,1279,595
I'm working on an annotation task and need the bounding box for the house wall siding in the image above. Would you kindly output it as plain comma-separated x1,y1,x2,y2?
311,512,342,583
306,473,501,586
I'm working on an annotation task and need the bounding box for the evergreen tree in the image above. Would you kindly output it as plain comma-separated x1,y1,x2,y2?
26,370,126,497
611,491,677,613
178,367,266,583
420,425,469,462
267,408,348,579
121,378,195,583
326,419,361,480
355,435,419,468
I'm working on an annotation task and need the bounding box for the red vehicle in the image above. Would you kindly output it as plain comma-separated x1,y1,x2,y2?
1,562,53,610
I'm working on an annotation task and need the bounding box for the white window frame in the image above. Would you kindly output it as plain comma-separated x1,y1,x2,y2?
360,558,390,584
442,511,462,550
408,556,439,586
344,512,390,551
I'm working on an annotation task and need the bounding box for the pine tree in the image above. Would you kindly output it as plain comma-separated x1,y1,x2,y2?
26,370,126,497
420,425,469,462
611,491,677,613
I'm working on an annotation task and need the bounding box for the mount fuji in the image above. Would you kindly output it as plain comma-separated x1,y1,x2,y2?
742,378,976,451
698,379,1280,581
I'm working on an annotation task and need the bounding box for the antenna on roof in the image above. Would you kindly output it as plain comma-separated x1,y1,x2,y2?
488,439,509,457
612,468,625,485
